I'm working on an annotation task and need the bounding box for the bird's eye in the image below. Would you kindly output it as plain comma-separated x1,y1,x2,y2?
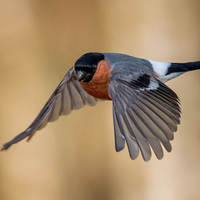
92,65,96,71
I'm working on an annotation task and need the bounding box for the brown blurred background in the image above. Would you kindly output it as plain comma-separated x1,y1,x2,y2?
0,0,200,200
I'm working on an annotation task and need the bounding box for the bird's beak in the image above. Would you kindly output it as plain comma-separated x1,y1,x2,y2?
77,70,87,82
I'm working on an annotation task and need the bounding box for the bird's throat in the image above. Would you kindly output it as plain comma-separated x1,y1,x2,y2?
80,60,112,100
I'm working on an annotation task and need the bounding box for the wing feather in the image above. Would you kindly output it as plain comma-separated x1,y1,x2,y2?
127,106,164,160
113,110,125,152
60,84,72,115
48,93,62,122
68,81,84,110
134,101,172,152
115,112,139,160
124,110,152,161
138,94,178,132
109,65,180,161
117,91,151,161
1,67,98,151
147,90,181,115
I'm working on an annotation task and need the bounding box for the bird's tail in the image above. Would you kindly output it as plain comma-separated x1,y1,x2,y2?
167,61,200,75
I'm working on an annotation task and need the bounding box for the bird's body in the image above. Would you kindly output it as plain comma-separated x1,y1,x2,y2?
2,52,200,161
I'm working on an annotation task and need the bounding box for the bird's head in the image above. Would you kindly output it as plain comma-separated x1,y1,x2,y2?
74,52,105,82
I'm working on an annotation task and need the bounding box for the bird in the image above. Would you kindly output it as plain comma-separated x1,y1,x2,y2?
1,52,200,161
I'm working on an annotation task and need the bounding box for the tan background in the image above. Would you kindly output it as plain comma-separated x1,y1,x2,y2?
0,0,200,200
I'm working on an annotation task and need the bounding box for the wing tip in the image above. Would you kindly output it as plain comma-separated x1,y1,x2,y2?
115,144,125,152
1,142,11,151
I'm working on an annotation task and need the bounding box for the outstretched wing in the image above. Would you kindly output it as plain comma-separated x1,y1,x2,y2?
108,65,181,161
2,67,98,150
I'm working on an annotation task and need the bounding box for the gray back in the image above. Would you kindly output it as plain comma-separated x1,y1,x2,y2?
103,53,153,71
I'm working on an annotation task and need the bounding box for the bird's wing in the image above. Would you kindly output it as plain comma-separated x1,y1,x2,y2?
108,64,181,161
2,66,98,150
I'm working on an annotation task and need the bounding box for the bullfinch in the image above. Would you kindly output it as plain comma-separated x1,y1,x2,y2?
2,52,200,161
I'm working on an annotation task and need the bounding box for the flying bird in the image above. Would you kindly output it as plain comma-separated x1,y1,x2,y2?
1,53,200,161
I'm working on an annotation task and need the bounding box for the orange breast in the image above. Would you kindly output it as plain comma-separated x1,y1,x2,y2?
80,60,112,100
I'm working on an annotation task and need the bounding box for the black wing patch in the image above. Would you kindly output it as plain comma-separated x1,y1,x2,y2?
109,74,181,161
2,67,98,151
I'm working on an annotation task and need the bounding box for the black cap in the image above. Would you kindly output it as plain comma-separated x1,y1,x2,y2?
74,52,105,82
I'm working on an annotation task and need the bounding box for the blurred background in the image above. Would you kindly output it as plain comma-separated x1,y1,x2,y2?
0,0,200,200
